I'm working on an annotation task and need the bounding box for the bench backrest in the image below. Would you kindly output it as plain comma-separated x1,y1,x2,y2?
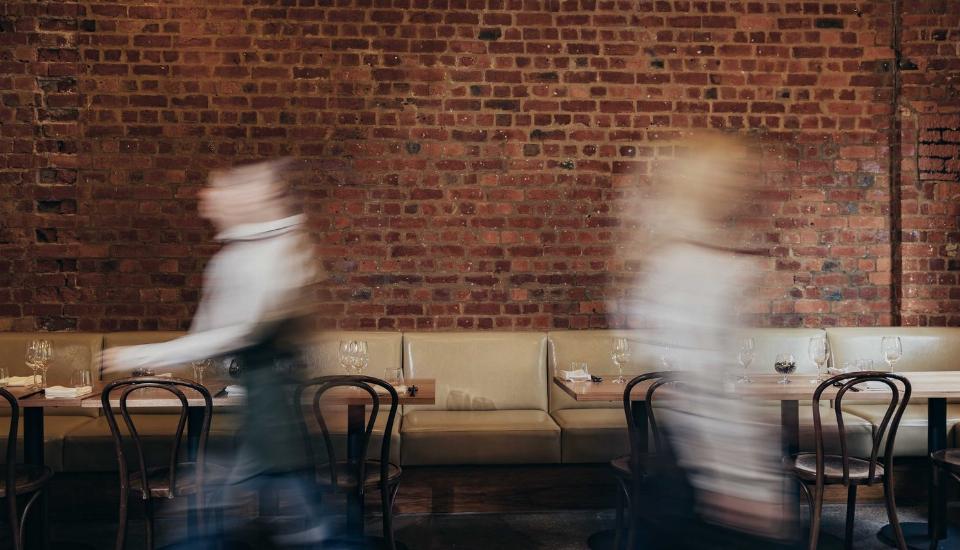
403,332,548,411
827,327,960,372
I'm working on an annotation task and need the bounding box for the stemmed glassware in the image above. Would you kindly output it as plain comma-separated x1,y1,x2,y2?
808,336,830,384
338,340,369,375
774,353,797,385
25,339,52,389
191,358,213,385
737,337,755,383
881,336,902,372
611,337,631,384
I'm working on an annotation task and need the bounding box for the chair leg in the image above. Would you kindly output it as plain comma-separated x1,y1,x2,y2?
808,485,824,550
613,480,627,550
8,493,19,550
931,466,944,550
844,485,857,550
883,474,908,550
116,491,128,550
381,482,397,550
144,498,155,550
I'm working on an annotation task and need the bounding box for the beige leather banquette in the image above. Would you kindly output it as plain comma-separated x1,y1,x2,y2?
828,327,960,456
400,332,559,465
548,328,874,463
2,327,959,473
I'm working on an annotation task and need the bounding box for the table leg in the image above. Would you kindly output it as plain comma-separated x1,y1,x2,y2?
346,403,365,538
23,407,47,550
878,397,960,549
781,400,799,456
186,406,204,538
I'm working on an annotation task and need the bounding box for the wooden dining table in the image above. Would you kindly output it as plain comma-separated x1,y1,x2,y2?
555,371,960,550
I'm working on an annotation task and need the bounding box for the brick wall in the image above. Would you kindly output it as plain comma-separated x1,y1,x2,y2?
0,0,957,331
897,0,960,326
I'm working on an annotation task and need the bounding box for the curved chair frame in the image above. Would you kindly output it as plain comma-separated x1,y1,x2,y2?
612,372,673,550
0,387,51,550
296,375,401,550
102,377,213,550
801,371,911,550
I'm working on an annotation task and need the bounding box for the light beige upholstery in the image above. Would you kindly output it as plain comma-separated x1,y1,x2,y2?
403,332,549,411
840,403,960,457
303,331,402,377
0,416,96,472
400,332,559,464
400,410,560,465
547,330,661,412
826,327,960,372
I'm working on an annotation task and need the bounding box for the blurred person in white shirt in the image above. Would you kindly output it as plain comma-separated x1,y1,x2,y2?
619,132,798,549
102,159,326,547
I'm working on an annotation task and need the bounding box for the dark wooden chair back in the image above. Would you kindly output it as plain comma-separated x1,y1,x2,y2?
622,372,671,459
101,377,213,499
812,371,911,485
296,375,399,493
0,388,19,549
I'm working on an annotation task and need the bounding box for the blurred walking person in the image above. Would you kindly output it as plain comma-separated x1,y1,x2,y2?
619,132,799,549
102,159,327,547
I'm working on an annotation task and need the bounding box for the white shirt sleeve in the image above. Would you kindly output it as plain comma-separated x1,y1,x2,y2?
113,233,312,369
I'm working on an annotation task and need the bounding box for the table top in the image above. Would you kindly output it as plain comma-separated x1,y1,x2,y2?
74,379,436,409
555,371,960,402
3,387,44,401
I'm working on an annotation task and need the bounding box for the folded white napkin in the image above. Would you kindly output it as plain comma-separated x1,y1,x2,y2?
225,385,246,396
0,376,39,387
45,386,92,398
373,384,407,394
559,369,591,382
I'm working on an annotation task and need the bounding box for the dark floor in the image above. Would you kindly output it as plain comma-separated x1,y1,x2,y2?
46,503,927,549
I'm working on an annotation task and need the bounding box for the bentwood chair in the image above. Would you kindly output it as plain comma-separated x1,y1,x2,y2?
298,375,402,550
611,372,673,550
0,387,53,550
102,377,223,550
929,449,960,549
787,372,910,550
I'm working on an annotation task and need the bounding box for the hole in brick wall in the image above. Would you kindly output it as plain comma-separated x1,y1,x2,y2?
80,19,95,32
0,18,12,32
35,228,58,243
899,59,919,71
39,316,77,331
477,28,501,40
651,59,664,69
815,18,844,29
932,29,947,41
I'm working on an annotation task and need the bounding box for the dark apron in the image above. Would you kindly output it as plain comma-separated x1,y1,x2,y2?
230,326,310,482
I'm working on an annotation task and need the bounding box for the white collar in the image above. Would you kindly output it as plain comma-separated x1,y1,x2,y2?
216,214,305,242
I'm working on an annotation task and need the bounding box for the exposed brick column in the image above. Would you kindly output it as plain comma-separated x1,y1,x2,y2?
897,0,960,326
0,0,80,331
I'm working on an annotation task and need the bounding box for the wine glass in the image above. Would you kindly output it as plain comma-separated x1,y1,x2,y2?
808,337,829,384
384,368,404,386
339,340,355,374
774,353,797,385
25,339,52,389
356,340,369,375
611,337,631,384
737,337,755,383
192,358,213,385
881,336,902,372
